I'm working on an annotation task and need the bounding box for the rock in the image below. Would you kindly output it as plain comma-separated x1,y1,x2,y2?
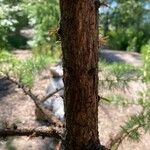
36,65,65,123
20,28,34,39
44,95,64,122
46,77,64,97
50,65,63,77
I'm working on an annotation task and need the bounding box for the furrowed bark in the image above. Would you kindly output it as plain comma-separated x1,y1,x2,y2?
60,0,105,149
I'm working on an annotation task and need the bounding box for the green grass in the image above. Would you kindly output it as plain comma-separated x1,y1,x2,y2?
98,59,142,90
0,49,60,88
104,94,128,106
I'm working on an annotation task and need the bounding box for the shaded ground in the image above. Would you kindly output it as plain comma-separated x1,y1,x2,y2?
0,49,149,150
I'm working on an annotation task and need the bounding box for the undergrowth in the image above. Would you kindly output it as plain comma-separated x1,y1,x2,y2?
108,43,150,149
98,59,142,91
0,43,150,149
0,49,59,88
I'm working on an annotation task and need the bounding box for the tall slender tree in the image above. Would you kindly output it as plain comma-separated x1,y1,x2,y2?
60,0,105,149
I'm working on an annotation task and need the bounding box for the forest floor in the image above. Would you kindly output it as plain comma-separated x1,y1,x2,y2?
0,49,150,150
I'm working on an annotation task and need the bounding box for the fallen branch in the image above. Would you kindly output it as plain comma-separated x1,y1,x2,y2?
5,75,64,128
0,126,63,139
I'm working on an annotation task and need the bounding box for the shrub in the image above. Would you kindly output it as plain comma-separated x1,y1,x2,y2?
23,0,60,54
0,0,28,48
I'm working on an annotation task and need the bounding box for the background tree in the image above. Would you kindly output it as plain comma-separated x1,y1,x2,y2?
23,0,60,55
0,0,28,49
100,0,150,52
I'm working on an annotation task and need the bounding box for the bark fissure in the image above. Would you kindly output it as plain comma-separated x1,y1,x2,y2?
60,0,102,149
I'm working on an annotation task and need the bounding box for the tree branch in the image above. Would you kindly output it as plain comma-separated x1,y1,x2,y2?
106,124,144,149
5,75,65,128
0,126,63,139
98,95,111,102
4,74,112,127
41,87,64,103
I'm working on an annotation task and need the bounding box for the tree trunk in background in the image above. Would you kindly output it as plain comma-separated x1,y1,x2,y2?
60,0,103,149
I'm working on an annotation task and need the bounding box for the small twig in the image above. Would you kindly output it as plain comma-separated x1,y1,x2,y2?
106,124,144,150
0,127,63,139
98,95,111,102
41,87,64,103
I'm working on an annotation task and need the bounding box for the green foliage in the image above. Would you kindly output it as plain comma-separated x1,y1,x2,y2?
0,49,14,61
0,49,19,76
107,29,128,50
98,60,141,90
141,43,150,82
101,0,150,51
13,55,54,87
106,94,127,106
99,45,150,148
0,2,15,48
0,0,60,50
123,114,144,131
23,0,60,53
107,27,145,51
0,50,57,88
0,0,28,48
113,43,150,148
98,59,143,108
99,60,137,77
107,62,139,78
144,110,150,132
121,107,150,142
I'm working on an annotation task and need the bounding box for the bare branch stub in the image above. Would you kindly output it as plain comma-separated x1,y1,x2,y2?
41,87,64,103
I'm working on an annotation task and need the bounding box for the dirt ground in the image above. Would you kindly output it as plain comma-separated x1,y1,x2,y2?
0,50,150,150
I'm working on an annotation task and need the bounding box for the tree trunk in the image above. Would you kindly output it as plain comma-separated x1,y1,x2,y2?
60,0,102,149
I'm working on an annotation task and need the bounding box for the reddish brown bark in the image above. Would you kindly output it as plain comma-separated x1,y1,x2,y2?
60,0,103,149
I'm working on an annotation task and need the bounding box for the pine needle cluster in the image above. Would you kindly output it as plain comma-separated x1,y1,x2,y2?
109,43,150,149
0,50,56,88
